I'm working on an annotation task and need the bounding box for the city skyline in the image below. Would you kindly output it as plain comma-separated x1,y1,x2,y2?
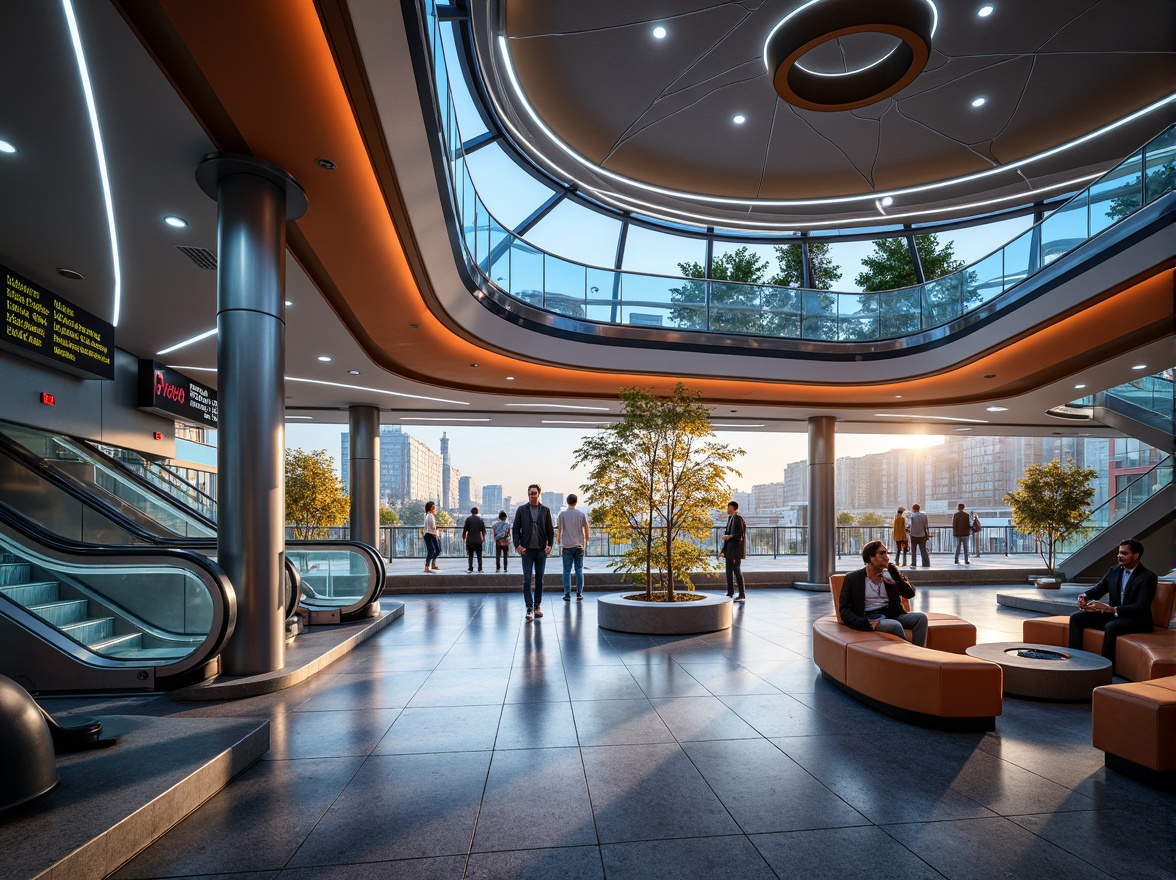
290,423,947,504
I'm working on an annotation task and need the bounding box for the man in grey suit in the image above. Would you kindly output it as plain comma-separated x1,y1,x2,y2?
908,503,931,568
1069,538,1158,662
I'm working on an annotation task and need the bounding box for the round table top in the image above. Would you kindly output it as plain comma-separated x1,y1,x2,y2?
965,642,1112,700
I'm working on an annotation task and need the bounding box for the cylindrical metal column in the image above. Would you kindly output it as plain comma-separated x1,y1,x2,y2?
349,405,380,548
807,416,836,586
197,154,307,675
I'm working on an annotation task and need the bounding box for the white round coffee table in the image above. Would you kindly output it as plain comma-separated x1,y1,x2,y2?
964,642,1112,700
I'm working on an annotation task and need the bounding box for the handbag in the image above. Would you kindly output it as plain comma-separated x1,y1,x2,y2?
496,536,509,548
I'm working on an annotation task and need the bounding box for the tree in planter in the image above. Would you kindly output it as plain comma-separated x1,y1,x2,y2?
1003,458,1097,576
379,505,398,525
285,448,350,540
573,384,742,601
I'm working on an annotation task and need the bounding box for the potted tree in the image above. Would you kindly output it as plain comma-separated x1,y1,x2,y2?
1003,458,1097,587
573,384,742,633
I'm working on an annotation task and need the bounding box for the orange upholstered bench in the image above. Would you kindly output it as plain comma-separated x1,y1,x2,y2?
1022,580,1176,680
1092,675,1176,789
812,575,1001,730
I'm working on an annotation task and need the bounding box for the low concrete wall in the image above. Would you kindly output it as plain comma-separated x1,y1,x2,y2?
597,592,731,635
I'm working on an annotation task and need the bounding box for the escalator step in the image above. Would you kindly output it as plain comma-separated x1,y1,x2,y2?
27,599,89,626
89,632,144,654
61,617,114,643
0,581,60,605
0,561,32,586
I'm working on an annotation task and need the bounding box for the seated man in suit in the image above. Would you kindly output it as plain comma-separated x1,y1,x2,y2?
839,540,928,646
1069,538,1158,662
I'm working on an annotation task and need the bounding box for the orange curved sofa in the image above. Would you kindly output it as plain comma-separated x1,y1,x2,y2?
813,575,1003,731
1021,580,1176,681
1092,674,1176,789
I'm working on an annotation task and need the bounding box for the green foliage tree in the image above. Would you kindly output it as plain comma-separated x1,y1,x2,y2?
1105,163,1175,221
573,384,742,600
379,505,398,525
435,509,455,527
856,511,888,526
1003,458,1097,576
852,233,970,337
670,244,842,339
285,448,350,540
835,511,857,526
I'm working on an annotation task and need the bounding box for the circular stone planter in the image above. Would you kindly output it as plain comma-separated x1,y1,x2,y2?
1035,577,1062,590
597,592,731,635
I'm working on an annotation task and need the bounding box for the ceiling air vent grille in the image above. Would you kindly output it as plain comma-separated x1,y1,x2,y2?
175,246,217,270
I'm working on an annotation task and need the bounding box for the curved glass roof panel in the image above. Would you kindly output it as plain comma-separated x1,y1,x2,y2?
439,21,488,142
464,140,555,231
524,200,622,269
621,225,706,275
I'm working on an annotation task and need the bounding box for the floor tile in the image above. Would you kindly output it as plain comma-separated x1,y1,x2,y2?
286,752,491,866
373,704,502,754
407,667,512,707
263,707,400,760
1008,808,1176,880
465,846,604,880
472,748,596,851
650,696,762,741
564,666,645,701
571,699,675,747
601,836,778,880
278,856,465,879
292,670,431,712
496,700,579,750
753,825,945,880
581,743,740,843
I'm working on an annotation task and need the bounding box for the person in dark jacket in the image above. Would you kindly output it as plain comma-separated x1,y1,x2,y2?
721,500,747,602
1069,538,1158,662
462,507,486,572
512,484,554,620
839,540,928,646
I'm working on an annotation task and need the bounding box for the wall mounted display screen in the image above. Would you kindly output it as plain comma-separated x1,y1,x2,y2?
3,263,115,380
138,360,218,428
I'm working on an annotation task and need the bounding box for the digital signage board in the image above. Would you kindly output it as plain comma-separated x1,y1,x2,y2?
138,360,218,429
3,263,115,380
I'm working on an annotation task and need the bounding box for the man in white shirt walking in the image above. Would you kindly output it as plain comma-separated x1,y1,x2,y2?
557,494,590,601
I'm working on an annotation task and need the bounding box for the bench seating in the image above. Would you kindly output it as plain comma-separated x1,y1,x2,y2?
812,575,1002,730
1021,580,1176,681
1092,675,1176,789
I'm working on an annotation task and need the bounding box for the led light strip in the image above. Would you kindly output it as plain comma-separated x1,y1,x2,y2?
63,0,121,326
873,413,988,423
169,365,471,406
495,35,1175,211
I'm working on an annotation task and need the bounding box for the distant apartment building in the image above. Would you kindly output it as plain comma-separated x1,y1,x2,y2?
458,475,481,511
340,427,443,505
750,482,785,514
483,484,503,514
782,459,808,504
541,491,563,511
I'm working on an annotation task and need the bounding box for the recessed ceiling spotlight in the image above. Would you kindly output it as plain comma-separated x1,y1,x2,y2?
733,114,747,125
652,26,667,39
285,300,293,306
895,395,903,399
1131,364,1148,370
469,363,478,368
986,406,1008,412
163,215,188,228
506,376,515,381
971,97,987,108
955,427,973,432
408,323,419,329
315,158,337,170
0,140,17,153
984,374,997,379
57,268,84,280
977,5,994,17
1074,383,1087,389
347,370,361,375
317,355,332,362
881,196,894,207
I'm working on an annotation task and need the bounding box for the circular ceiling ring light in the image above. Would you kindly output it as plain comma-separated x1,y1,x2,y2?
765,0,937,111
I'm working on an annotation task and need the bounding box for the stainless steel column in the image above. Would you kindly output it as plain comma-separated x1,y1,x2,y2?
197,154,307,675
349,405,380,548
807,416,836,586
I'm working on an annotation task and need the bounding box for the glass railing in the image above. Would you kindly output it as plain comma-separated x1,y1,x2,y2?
0,421,215,540
1058,455,1172,557
91,443,218,523
421,6,1176,342
285,541,385,616
1100,370,1175,426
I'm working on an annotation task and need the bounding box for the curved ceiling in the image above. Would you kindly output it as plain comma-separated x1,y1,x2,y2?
0,0,1170,442
480,0,1176,228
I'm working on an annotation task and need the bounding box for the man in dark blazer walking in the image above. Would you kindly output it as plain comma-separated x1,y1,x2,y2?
721,500,747,602
513,484,554,621
1069,538,1158,662
840,540,928,646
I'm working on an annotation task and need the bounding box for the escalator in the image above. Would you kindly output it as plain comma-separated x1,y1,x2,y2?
0,419,384,622
0,501,235,693
1093,370,1175,453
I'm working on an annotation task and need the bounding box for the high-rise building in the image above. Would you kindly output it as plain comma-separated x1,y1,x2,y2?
541,491,563,511
440,432,452,511
483,484,503,514
458,475,480,511
782,460,808,505
341,427,443,505
751,482,786,514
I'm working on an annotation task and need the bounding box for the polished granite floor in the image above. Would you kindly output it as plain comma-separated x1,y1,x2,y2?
49,587,1174,880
